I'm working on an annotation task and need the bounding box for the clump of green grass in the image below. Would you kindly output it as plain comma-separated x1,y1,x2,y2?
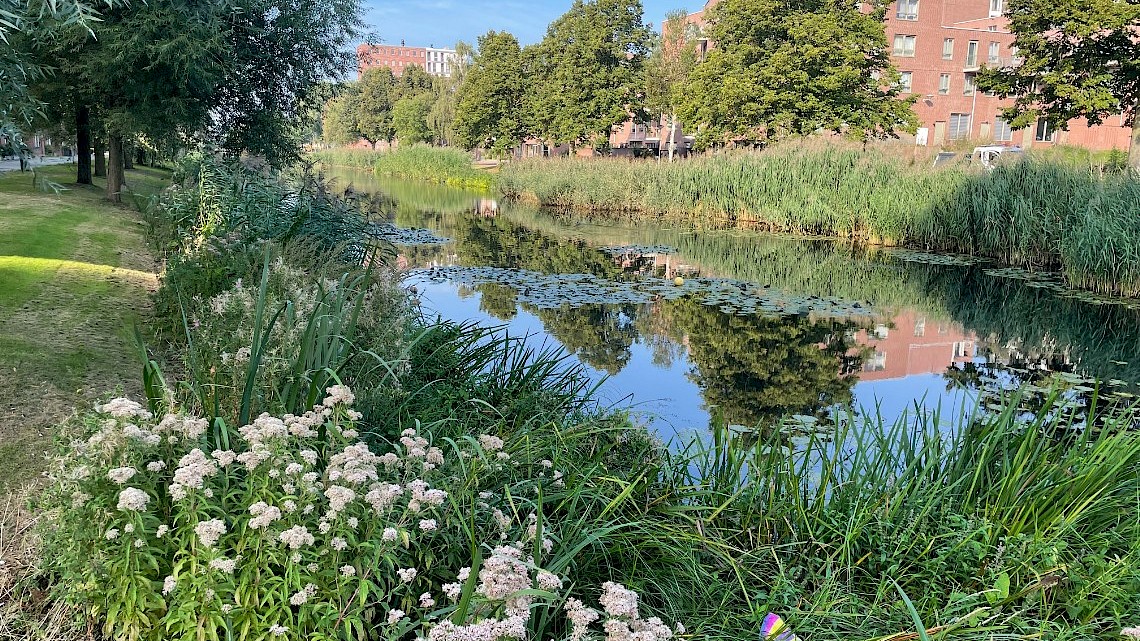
312,145,493,191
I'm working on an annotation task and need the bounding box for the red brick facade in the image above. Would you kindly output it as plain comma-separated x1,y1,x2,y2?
883,0,1132,150
628,0,1132,153
357,44,428,79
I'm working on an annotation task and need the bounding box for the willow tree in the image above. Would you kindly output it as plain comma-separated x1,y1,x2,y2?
976,0,1140,168
679,0,917,148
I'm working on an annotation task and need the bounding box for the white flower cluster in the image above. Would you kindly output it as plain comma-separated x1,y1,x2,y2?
289,583,318,605
97,398,153,420
195,519,227,548
155,414,209,440
598,582,674,641
107,467,137,485
478,434,504,452
323,384,355,407
239,413,289,445
278,525,315,549
209,556,239,574
478,546,533,614
171,448,218,498
116,487,150,512
328,443,379,485
249,502,283,529
366,483,404,513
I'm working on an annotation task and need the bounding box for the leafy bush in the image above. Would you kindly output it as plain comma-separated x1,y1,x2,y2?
38,389,684,641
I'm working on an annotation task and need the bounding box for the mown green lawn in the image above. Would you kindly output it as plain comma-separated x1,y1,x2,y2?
0,165,169,488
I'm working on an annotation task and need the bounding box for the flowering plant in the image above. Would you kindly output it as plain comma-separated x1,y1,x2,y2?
39,386,682,641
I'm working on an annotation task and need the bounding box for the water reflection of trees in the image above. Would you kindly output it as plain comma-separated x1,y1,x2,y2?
370,173,1140,419
657,298,866,428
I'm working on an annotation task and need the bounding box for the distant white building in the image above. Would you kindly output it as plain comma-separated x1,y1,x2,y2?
425,46,458,78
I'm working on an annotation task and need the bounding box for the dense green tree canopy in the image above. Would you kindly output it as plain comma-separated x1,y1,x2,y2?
528,0,652,148
678,0,917,148
322,88,363,146
453,31,528,155
392,93,434,144
356,67,397,146
428,41,472,146
976,0,1140,167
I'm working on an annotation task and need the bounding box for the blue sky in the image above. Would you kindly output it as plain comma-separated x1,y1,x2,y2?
360,0,701,49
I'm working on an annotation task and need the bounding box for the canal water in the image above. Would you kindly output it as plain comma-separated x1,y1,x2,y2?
328,168,1140,442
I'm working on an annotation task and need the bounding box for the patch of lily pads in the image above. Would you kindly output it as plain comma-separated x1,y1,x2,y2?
409,265,880,319
598,244,678,256
887,249,986,267
368,223,451,246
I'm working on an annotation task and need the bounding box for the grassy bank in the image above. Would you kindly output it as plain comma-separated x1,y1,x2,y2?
312,145,494,191
0,165,168,488
498,145,1140,297
7,153,1139,641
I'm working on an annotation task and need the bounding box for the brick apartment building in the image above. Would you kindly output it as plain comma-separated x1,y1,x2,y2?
882,0,1132,149
612,0,1132,154
357,43,459,79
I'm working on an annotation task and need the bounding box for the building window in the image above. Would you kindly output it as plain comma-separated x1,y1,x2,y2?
949,113,971,140
898,71,913,92
966,40,979,66
938,73,951,94
914,317,926,337
942,38,954,60
893,34,917,57
988,41,1000,63
1035,117,1056,142
897,0,918,19
964,73,976,95
989,0,1003,16
994,117,1013,142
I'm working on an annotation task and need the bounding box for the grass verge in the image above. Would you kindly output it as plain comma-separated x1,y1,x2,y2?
0,164,168,488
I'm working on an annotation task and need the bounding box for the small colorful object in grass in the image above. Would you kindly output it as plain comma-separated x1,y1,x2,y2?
761,613,799,641
673,276,684,286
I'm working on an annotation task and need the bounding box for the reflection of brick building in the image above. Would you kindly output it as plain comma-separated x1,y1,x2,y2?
855,310,976,381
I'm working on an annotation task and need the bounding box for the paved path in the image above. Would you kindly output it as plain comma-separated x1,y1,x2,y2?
0,156,74,173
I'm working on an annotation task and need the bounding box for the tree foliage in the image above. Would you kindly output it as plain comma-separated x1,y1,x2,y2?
678,0,917,148
356,66,397,146
392,93,434,145
976,0,1140,167
644,9,699,159
527,0,652,148
453,31,528,154
322,88,362,146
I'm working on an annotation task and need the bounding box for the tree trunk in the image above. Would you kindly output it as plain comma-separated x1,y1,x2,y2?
123,141,134,170
667,112,677,162
75,103,92,184
106,134,124,203
93,137,106,177
1130,109,1140,171
135,147,146,167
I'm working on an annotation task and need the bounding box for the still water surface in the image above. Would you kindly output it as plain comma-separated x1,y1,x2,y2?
329,168,1140,441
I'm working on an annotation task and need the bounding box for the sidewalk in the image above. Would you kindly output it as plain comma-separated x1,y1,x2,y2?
0,156,74,173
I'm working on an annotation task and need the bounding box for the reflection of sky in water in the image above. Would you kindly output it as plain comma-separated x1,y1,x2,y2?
412,276,978,440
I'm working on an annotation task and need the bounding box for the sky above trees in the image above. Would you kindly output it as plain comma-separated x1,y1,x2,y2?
363,0,686,47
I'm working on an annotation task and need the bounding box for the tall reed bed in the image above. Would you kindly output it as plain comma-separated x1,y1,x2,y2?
312,145,494,191
499,145,1140,296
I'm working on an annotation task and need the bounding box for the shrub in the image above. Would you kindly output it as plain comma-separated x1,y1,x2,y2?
37,390,683,641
